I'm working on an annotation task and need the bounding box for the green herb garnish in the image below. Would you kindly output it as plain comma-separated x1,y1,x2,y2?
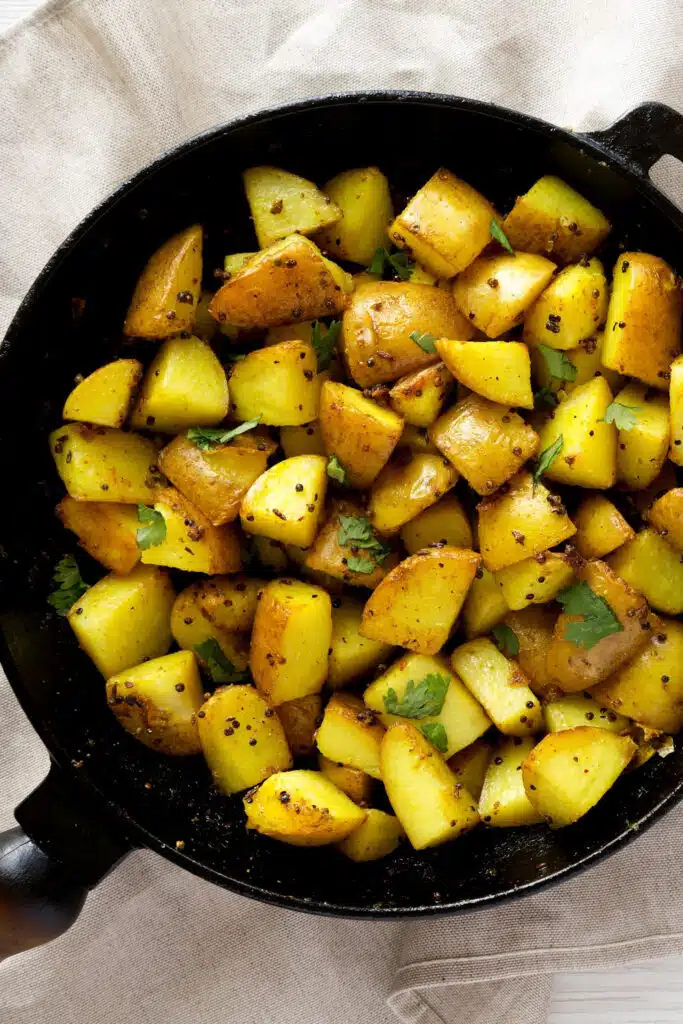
47,555,89,616
600,401,641,431
539,345,578,383
194,638,251,684
533,435,563,491
187,416,262,451
369,247,414,281
491,624,520,657
384,673,450,719
418,722,449,753
410,330,439,354
534,386,559,410
136,505,166,550
489,218,515,255
327,454,348,485
337,514,391,574
556,581,624,650
311,320,342,372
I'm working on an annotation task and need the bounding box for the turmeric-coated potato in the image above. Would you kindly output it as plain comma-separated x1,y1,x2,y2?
397,423,441,455
56,496,140,574
543,692,629,735
140,488,242,575
337,808,404,862
388,362,454,427
319,381,403,489
368,453,458,536
536,376,616,489
502,605,560,701
131,336,229,434
169,587,250,673
523,259,608,350
529,329,622,398
305,500,397,589
240,454,328,547
670,355,683,464
451,637,543,737
614,383,670,490
243,166,342,249
280,421,326,458
452,252,556,338
315,166,394,266
124,224,203,339
276,694,323,757
609,528,683,616
184,574,264,633
502,176,611,264
436,339,533,409
227,341,322,426
63,359,143,428
573,494,634,559
647,488,683,552
315,693,385,779
328,597,393,689
495,551,574,611
479,737,543,827
463,567,509,639
318,754,373,805
244,769,366,846
49,424,163,505
447,738,493,801
400,494,473,556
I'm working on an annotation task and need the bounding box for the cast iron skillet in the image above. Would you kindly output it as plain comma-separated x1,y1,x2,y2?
1,93,683,959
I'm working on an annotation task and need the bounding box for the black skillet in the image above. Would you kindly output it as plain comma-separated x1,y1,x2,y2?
1,93,683,959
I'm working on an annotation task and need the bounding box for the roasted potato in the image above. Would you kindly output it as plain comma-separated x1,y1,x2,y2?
543,692,629,734
228,341,321,426
530,329,623,397
609,528,683,616
319,381,403,488
56,496,140,574
63,359,143,428
502,176,611,264
131,337,229,434
495,551,574,611
328,597,393,689
400,494,473,555
388,362,454,427
139,487,241,575
280,421,326,458
182,575,264,632
502,605,560,701
318,754,373,805
304,499,397,588
647,488,683,552
451,637,542,736
614,383,670,490
275,694,322,757
479,737,543,827
240,454,328,547
573,494,635,559
315,693,385,779
436,340,533,409
397,423,440,455
49,424,163,505
536,376,617,489
463,568,509,639
368,453,458,536
315,166,394,265
337,808,404,862
447,738,492,801
124,224,202,339
170,587,250,672
670,354,683,464
452,252,556,337
244,769,366,846
243,166,342,248
523,258,608,350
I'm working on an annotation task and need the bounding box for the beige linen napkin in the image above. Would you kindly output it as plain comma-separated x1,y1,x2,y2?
1,1,683,1022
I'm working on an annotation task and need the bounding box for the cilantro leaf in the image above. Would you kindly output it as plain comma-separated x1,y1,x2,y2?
418,722,449,754
534,386,559,410
311,320,341,372
410,330,439,354
539,345,578,383
492,624,520,657
47,555,89,616
346,555,377,574
600,401,641,431
194,638,250,684
327,454,348,485
384,673,450,719
489,218,515,256
556,581,624,650
187,416,262,450
337,514,391,574
533,435,563,490
136,505,166,550
369,247,414,281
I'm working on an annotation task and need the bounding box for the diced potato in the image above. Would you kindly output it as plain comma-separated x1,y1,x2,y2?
230,428,279,459
592,618,683,733
337,808,404,862
547,560,652,692
130,337,229,434
63,359,143,428
430,394,539,496
602,253,681,389
158,435,267,527
536,376,616,489
305,499,396,589
614,383,670,490
501,606,559,701
389,169,496,278
328,597,393,689
280,421,326,458
447,738,492,801
341,281,475,388
380,722,480,849
609,528,683,615
523,259,608,350
243,166,341,249
244,769,366,846
105,650,203,755
140,488,241,574
496,551,574,611
360,547,480,654
477,471,576,572
574,494,635,559
452,253,556,338
648,488,683,552
250,578,332,705
670,355,683,465
400,494,473,556
364,652,491,758
193,289,219,340
463,568,509,639
56,496,140,574
227,341,321,426
543,692,630,734
224,252,256,276
522,727,636,827
49,424,162,505
184,575,264,632
315,166,394,265
398,423,440,455
369,453,458,536
68,564,174,677
315,693,385,779
626,462,678,515
169,587,250,672
265,321,317,346
277,694,323,757
319,381,403,489
436,340,533,409
124,224,202,339
451,637,542,736
318,754,373,805
252,536,290,572
388,362,454,427
240,454,327,547
502,176,611,264
210,234,352,329
530,330,622,397
479,737,543,827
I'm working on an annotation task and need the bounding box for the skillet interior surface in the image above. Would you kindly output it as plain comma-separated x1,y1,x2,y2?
1,93,682,917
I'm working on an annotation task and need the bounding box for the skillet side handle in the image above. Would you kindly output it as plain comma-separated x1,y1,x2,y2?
584,101,683,175
0,761,130,960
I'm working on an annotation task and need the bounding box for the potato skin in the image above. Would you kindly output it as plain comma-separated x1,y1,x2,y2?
502,606,560,701
244,769,366,846
63,358,143,428
57,496,140,574
124,224,202,339
319,381,403,489
277,694,323,756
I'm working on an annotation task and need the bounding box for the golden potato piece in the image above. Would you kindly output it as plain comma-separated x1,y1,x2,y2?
193,289,219,340
543,692,629,734
244,769,366,846
389,168,496,278
240,454,327,547
169,587,249,673
49,424,162,505
315,693,385,779
369,453,458,536
228,341,321,426
315,166,394,266
670,354,683,464
447,738,492,802
380,722,480,850
522,727,635,827
63,359,143,428
436,340,533,409
319,381,403,489
124,224,202,339
648,488,683,552
397,423,440,455
451,637,542,736
186,574,264,633
537,376,617,490
328,597,393,689
496,551,574,611
523,258,608,350
276,694,322,757
452,252,556,338
400,493,473,556
479,737,543,827
388,362,454,427
106,650,203,755
280,421,326,458
463,567,509,639
609,528,683,616
243,166,341,248
56,496,140,574
614,383,670,491
130,337,229,434
304,500,396,589
140,487,241,575
318,754,373,805
530,329,623,398
626,463,678,516
573,494,634,559
502,605,559,701
337,808,404,862
502,176,611,264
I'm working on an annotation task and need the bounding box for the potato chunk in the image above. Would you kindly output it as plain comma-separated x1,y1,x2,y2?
502,176,611,264
183,575,264,633
56,496,140,574
360,546,480,654
338,809,404,862
530,330,623,398
280,421,326,458
522,727,635,827
328,597,393,689
68,565,174,677
315,693,385,779
369,453,458,536
381,722,480,849
124,224,202,339
463,568,509,639
341,280,475,388
63,359,143,428
315,166,393,265
479,737,543,827
400,495,472,556
451,637,542,736
609,528,683,615
140,488,241,575
318,754,373,804
244,166,341,248
447,738,492,801
647,488,683,552
496,551,574,611
523,259,608,350
319,381,403,489
502,606,559,701
244,769,366,846
536,376,616,489
240,454,327,547
389,169,496,277
130,337,229,434
305,500,396,589
452,253,556,338
388,362,454,427
430,394,539,496
277,694,323,757
49,424,162,505
614,383,670,490
250,578,332,705
106,650,204,755
477,471,576,572
602,253,681,389
436,340,533,409
169,587,249,672
543,692,629,734
670,355,683,464
574,494,635,559
228,341,321,426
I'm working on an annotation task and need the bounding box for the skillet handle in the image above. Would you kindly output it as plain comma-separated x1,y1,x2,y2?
584,101,683,175
0,761,130,960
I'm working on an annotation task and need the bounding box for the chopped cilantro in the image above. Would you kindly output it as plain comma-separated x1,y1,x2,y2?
384,673,450,719
188,416,262,451
47,555,89,616
556,581,624,650
136,505,166,550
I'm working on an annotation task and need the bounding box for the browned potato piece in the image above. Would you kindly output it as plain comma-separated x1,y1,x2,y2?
49,424,162,505
436,340,533,409
186,575,264,632
452,253,556,338
401,494,473,555
477,471,576,572
243,166,341,248
124,225,202,339
209,234,352,329
56,496,140,574
315,693,385,779
337,808,404,862
388,362,454,427
647,488,683,552
170,587,250,672
625,462,678,516
140,488,241,575
503,605,561,701
341,281,475,388
319,381,403,489
574,494,635,559
230,428,280,459
63,359,143,428
369,453,458,536
502,176,611,264
318,755,373,804
240,454,328,548
430,394,539,496
244,770,366,846
277,694,323,756
305,500,397,589
360,546,480,655
547,560,652,692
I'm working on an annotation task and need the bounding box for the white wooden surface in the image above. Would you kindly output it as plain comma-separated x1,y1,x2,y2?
1,0,683,1020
